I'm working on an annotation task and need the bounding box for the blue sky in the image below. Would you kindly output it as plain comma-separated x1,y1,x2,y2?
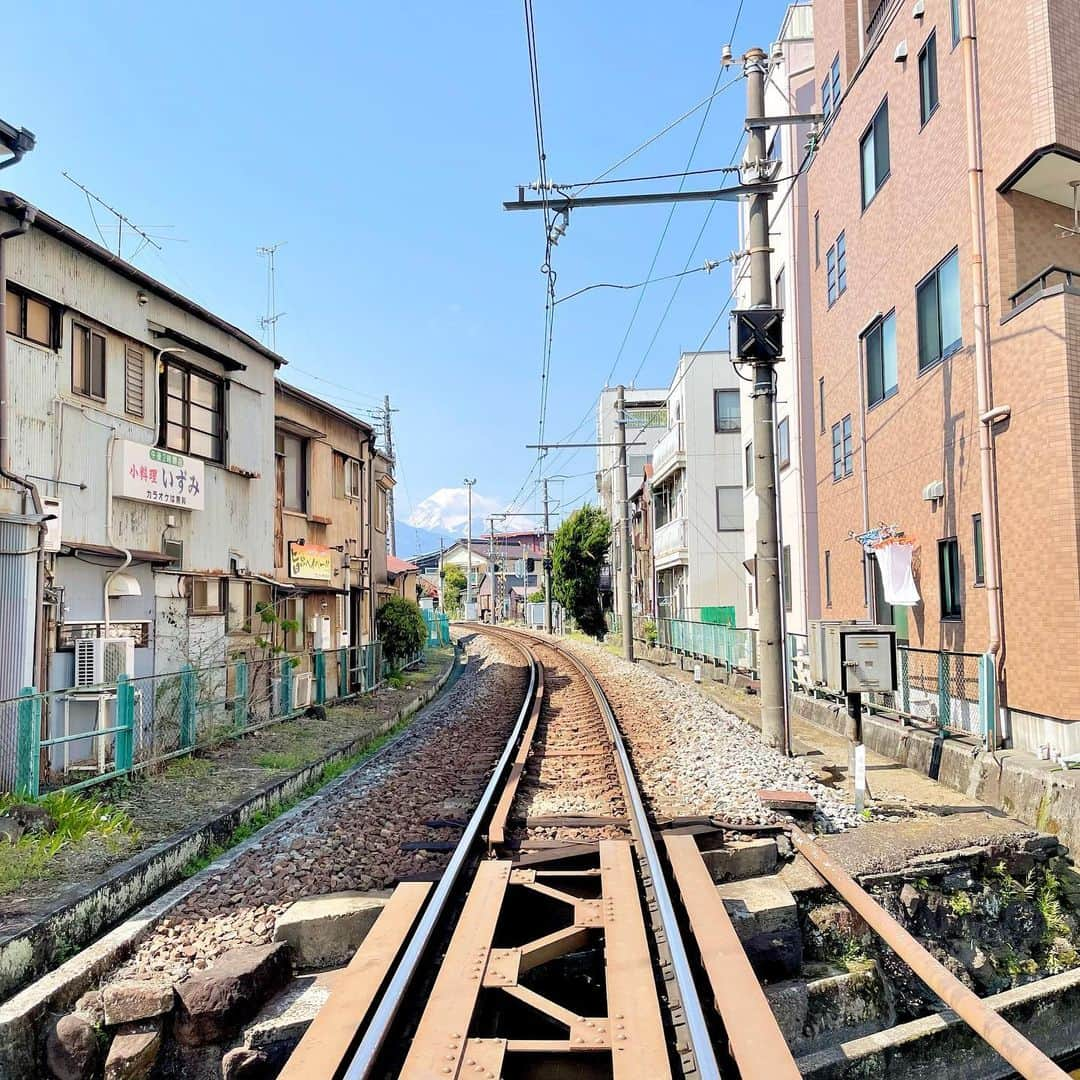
4,0,790,548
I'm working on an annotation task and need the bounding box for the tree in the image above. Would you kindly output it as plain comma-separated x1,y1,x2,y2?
376,597,427,666
442,565,467,616
551,505,611,639
527,588,546,604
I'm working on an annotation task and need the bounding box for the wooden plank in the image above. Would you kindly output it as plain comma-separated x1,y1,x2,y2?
279,881,432,1080
524,814,630,828
600,840,672,1079
664,833,801,1079
399,840,458,852
399,861,512,1078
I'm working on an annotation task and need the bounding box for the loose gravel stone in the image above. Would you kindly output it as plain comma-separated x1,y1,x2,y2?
557,637,863,833
110,634,527,985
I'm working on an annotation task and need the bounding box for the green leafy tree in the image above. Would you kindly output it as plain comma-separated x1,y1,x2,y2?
527,588,546,604
551,505,611,639
376,597,428,666
442,565,467,616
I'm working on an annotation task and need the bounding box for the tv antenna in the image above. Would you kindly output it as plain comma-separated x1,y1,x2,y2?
257,242,286,351
1056,180,1080,238
61,172,167,262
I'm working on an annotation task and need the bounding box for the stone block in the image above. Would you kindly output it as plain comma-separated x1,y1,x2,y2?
174,942,292,1047
701,838,778,883
806,901,868,942
102,980,174,1026
764,979,809,1042
104,1020,161,1080
718,876,798,938
45,1014,101,1080
273,890,391,971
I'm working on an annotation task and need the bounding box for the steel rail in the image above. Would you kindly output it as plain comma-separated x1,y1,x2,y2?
493,627,723,1080
789,825,1069,1080
340,634,539,1080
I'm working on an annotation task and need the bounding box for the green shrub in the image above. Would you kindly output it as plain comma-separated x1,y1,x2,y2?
376,597,427,666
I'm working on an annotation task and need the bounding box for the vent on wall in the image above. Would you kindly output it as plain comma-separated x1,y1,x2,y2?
163,538,183,568
923,479,945,502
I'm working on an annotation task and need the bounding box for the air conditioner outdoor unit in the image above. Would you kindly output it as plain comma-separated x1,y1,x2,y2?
291,671,313,710
74,637,135,688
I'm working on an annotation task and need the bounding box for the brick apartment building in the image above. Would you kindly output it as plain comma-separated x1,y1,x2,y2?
807,0,1080,751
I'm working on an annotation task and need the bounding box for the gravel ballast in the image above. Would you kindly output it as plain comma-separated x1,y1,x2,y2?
109,633,527,984
557,636,863,832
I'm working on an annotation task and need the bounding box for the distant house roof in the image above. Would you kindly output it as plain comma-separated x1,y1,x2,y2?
387,555,420,574
418,578,439,598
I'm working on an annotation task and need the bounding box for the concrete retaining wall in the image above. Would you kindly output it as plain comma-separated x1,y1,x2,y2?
0,648,459,1005
798,967,1080,1079
791,695,1080,857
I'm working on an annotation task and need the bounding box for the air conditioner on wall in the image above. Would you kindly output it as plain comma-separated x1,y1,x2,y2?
74,637,135,688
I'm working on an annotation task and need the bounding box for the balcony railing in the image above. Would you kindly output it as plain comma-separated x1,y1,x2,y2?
1008,264,1080,313
651,423,684,480
654,516,688,559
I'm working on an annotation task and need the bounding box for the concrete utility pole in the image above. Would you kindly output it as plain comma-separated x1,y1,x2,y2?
744,48,789,754
615,386,634,662
542,478,553,635
384,395,397,557
464,478,475,618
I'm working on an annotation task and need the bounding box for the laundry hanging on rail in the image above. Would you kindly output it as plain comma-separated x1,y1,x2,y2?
874,542,920,606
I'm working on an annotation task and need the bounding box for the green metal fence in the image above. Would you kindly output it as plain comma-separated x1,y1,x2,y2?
657,618,759,674
422,609,452,647
1,637,444,799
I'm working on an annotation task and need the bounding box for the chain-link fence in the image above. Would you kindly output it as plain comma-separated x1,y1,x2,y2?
0,638,440,798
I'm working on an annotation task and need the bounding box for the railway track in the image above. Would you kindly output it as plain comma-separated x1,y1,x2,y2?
278,627,1068,1080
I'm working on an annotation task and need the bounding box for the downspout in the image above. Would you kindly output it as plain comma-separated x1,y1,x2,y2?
856,312,881,622
960,0,1006,730
0,199,48,690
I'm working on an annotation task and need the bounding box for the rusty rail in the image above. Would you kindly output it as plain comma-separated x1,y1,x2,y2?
789,825,1069,1080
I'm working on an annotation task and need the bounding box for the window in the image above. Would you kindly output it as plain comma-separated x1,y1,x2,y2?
775,266,786,311
821,53,841,122
917,249,961,371
714,389,740,433
744,442,754,489
124,344,145,418
859,99,890,208
972,514,985,586
5,286,58,348
777,416,790,468
345,457,362,499
276,430,307,512
938,537,962,619
716,486,743,531
919,32,939,125
283,596,304,652
819,377,826,434
950,0,961,47
376,486,388,532
826,233,846,306
161,359,224,462
782,545,792,612
748,583,755,615
227,578,250,632
190,576,224,615
814,211,820,267
864,310,898,407
824,550,832,608
832,415,853,480
72,323,106,401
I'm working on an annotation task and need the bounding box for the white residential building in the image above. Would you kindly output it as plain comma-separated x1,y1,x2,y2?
595,386,666,615
735,1,820,640
649,350,746,623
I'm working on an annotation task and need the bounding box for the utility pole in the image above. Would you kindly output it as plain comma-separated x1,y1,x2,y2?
383,395,397,556
542,478,553,635
488,515,496,624
615,386,634,662
743,48,788,754
256,242,286,351
464,478,476,619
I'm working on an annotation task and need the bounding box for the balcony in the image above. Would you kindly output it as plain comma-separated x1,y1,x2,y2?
1005,264,1080,321
654,516,688,569
650,424,685,485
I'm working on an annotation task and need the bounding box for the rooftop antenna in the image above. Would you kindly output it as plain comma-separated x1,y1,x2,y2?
61,172,164,262
1056,181,1080,238
257,242,287,351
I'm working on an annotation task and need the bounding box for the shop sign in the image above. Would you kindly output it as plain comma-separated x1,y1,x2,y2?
289,541,334,581
114,440,205,510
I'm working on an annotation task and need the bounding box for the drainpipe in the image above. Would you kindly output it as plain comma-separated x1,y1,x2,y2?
0,199,48,690
856,312,881,622
960,0,1007,731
